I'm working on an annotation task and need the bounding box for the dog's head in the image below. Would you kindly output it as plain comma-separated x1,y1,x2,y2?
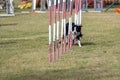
72,23,82,39
66,22,83,38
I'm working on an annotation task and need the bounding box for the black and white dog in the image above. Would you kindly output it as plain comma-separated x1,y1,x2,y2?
65,22,83,47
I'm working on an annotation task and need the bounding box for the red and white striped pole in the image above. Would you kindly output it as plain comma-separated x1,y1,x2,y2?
77,0,82,47
48,0,52,62
69,0,73,49
74,0,78,44
60,1,63,56
63,0,67,53
57,0,61,57
53,0,57,62
60,0,64,55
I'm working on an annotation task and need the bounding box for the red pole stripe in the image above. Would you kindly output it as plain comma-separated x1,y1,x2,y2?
58,1,60,22
76,0,79,15
69,0,73,21
48,2,52,26
76,0,78,14
64,1,66,19
62,0,66,20
75,0,77,14
62,1,64,19
54,2,57,23
79,0,82,10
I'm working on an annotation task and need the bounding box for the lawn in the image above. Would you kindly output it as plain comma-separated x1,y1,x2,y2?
0,1,120,80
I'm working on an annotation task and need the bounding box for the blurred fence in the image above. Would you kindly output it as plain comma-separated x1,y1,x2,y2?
104,0,120,4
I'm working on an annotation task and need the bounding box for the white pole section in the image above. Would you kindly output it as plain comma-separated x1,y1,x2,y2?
79,0,82,25
61,0,64,38
69,0,73,34
48,0,52,44
53,0,57,41
63,0,66,37
76,0,79,25
74,0,77,25
57,0,60,40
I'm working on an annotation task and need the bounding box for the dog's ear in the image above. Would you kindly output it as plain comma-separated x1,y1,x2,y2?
78,25,82,28
80,33,83,37
72,22,75,26
76,25,80,32
72,23,75,31
66,22,69,27
72,22,76,28
80,25,83,27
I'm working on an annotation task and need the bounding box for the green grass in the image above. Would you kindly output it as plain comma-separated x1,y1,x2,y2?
0,5,120,80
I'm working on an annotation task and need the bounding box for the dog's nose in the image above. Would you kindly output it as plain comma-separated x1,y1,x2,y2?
74,32,77,34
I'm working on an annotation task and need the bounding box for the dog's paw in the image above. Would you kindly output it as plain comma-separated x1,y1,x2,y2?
77,40,82,47
79,44,82,47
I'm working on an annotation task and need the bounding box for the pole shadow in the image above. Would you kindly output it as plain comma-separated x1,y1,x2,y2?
81,42,95,46
0,41,17,45
0,23,18,27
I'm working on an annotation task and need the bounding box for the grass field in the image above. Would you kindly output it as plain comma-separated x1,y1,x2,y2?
0,2,120,80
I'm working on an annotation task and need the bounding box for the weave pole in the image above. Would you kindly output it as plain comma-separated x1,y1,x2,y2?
60,0,65,55
57,0,61,57
48,0,52,62
62,0,67,53
77,0,82,47
68,0,73,49
52,0,57,62
74,0,79,44
48,0,82,62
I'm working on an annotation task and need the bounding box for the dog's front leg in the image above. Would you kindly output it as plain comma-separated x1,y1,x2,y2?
77,39,82,47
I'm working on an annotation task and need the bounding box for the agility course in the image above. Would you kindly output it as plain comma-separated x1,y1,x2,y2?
48,0,82,62
0,0,120,80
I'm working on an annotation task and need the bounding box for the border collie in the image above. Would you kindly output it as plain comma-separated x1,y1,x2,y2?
65,22,83,47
